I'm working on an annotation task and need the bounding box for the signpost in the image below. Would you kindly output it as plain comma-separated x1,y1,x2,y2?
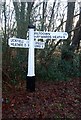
9,38,45,49
8,25,68,92
34,31,68,39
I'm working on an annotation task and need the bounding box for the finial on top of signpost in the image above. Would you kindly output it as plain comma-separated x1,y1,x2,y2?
28,25,35,29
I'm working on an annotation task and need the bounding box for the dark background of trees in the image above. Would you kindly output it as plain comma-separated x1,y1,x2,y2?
1,1,81,86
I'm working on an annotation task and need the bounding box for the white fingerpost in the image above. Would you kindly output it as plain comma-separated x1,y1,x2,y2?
26,25,35,92
27,27,35,76
8,25,68,92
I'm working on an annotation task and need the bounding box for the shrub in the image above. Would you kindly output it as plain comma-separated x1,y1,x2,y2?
36,52,80,81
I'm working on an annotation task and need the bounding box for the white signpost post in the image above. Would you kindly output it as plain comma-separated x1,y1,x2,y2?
8,25,68,92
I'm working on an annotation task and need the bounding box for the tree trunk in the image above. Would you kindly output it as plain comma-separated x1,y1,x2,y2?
48,0,56,31
65,2,75,43
70,7,81,51
3,2,7,40
41,2,47,31
13,2,34,38
61,2,75,61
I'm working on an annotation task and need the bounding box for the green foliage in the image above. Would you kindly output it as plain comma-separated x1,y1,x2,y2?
9,50,27,85
2,38,27,85
36,65,47,80
79,51,81,76
36,52,80,81
60,57,80,78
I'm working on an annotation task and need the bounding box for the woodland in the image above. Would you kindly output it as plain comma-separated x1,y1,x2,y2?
1,0,81,119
